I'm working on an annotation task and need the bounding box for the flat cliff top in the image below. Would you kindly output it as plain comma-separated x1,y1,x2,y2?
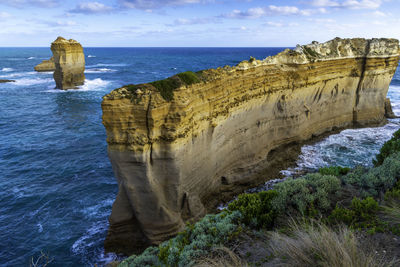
52,36,80,45
104,37,399,102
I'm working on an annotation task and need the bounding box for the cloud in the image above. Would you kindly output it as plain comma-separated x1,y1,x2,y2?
0,0,59,8
169,17,219,26
69,2,114,14
310,0,382,9
118,0,212,9
222,5,322,19
0,12,11,19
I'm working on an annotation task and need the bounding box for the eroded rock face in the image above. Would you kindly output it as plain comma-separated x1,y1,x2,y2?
34,57,55,72
102,38,400,254
51,37,85,89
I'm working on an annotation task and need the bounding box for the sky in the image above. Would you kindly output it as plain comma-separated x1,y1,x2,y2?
0,0,399,47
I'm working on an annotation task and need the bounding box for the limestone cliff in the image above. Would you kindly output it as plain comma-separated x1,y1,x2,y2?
102,38,400,254
51,37,85,89
34,57,55,72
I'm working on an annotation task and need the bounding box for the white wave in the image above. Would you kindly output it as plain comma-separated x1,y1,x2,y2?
1,68,13,72
85,68,116,73
87,55,96,58
281,123,400,177
86,63,128,68
0,71,36,78
27,57,35,59
37,223,43,233
43,78,110,92
13,78,53,86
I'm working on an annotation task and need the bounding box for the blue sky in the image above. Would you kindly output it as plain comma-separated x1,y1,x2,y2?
0,0,399,47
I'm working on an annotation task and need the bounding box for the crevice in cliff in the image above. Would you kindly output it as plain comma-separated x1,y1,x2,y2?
353,40,371,122
146,94,153,164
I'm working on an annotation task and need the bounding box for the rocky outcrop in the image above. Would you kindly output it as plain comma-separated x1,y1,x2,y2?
34,57,55,72
102,38,400,254
385,98,397,118
0,79,15,83
51,37,85,89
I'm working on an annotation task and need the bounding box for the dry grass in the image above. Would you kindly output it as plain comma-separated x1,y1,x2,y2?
195,246,248,267
382,199,400,225
268,220,397,267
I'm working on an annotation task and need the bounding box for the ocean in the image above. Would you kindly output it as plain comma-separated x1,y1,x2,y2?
0,47,399,266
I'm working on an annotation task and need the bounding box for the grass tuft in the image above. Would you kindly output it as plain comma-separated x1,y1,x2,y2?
268,221,397,267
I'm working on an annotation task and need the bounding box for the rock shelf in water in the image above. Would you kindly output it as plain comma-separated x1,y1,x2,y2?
34,57,55,72
101,37,400,254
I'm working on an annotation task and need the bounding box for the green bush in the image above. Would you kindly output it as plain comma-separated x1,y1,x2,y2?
176,71,201,85
228,190,278,228
119,211,242,267
150,71,203,101
328,197,385,233
343,152,400,197
271,173,341,215
385,180,400,201
374,129,400,166
319,166,350,177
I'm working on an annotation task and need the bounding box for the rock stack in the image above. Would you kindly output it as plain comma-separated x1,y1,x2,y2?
51,37,85,89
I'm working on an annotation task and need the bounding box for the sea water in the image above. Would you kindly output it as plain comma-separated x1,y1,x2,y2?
0,47,399,266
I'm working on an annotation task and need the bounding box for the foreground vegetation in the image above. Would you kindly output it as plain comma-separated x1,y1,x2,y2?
118,129,400,266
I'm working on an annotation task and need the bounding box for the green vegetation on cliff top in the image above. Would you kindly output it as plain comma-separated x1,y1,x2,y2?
119,129,400,266
125,71,203,102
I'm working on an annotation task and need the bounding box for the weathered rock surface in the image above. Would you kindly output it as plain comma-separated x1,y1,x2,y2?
34,57,55,72
51,37,85,89
102,37,400,254
0,79,15,83
385,98,397,118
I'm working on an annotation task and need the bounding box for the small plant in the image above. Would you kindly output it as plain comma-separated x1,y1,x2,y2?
319,166,350,177
271,173,341,215
374,129,400,166
328,197,385,232
342,152,400,197
228,190,278,229
119,211,242,267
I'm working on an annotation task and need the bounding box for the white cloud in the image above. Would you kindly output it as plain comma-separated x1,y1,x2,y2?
222,5,324,19
311,0,382,9
69,2,114,14
171,17,218,26
119,0,212,9
0,12,11,19
0,0,59,8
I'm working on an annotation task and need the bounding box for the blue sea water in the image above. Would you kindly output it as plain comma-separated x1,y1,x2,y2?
0,47,286,266
0,47,399,266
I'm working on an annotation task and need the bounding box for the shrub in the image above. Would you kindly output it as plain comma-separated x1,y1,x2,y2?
271,173,341,215
328,197,384,232
374,129,400,166
343,152,400,197
319,166,350,177
119,211,242,267
150,71,203,101
228,190,278,229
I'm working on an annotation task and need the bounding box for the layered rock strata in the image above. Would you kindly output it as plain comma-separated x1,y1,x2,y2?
34,57,55,72
51,37,85,89
102,38,400,254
